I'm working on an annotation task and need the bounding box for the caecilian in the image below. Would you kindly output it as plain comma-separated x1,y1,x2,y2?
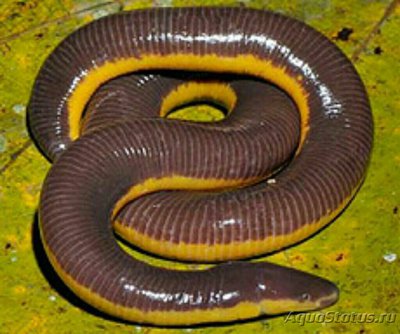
28,7,373,325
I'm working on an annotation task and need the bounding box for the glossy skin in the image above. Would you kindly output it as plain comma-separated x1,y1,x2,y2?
28,7,372,325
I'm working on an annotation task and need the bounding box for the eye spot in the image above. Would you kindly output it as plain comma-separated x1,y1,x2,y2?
301,293,311,301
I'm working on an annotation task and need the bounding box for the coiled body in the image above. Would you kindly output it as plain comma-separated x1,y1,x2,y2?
28,7,373,325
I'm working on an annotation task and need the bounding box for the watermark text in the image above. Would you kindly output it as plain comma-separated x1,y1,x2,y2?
284,311,397,326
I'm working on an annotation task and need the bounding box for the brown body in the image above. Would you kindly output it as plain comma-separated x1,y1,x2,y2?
28,7,372,325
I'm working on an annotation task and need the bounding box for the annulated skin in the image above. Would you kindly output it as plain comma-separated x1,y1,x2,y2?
83,74,304,260
28,7,372,325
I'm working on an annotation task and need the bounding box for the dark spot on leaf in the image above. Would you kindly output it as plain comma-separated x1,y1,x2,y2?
261,321,271,330
35,33,44,39
21,301,27,306
9,13,21,20
0,43,11,56
393,206,398,214
5,242,12,250
57,307,67,313
336,253,344,261
313,263,320,269
374,46,383,55
335,27,353,41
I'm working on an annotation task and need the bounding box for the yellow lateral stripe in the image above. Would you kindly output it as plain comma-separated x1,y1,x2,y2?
39,236,257,324
114,182,361,262
56,52,342,325
41,232,321,325
68,54,309,148
159,81,237,117
111,175,260,219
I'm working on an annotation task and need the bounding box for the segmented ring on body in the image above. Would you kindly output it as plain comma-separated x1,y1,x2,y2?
28,7,373,325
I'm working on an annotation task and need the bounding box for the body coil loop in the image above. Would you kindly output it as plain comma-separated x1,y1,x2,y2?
28,7,373,326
